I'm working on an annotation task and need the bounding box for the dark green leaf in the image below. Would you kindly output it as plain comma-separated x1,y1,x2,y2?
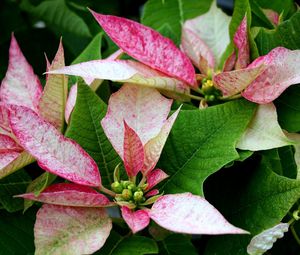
0,207,36,255
255,11,300,55
65,82,120,187
142,0,212,44
204,161,300,255
158,234,197,255
159,100,256,195
0,170,31,212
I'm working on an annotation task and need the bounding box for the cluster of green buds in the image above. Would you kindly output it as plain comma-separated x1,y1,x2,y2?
201,78,222,102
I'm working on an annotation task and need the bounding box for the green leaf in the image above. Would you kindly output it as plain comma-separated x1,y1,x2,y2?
0,169,31,212
255,11,300,55
142,0,212,44
0,207,36,254
275,85,300,133
96,232,158,255
72,32,103,65
65,82,120,187
158,234,197,255
204,162,300,255
159,99,256,195
23,172,57,212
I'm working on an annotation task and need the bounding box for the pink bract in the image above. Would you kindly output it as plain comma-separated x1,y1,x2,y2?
121,206,150,233
8,105,101,187
145,169,169,191
16,183,110,207
90,11,196,86
0,34,42,112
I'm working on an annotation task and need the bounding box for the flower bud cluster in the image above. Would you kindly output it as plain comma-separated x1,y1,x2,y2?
201,78,222,102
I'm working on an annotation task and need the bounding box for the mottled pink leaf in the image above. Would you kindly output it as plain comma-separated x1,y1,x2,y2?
16,183,110,207
234,16,250,69
145,189,159,198
0,104,11,135
150,193,248,235
222,51,236,72
242,47,300,103
90,11,196,85
9,105,101,187
65,84,77,124
39,39,68,131
123,121,144,177
262,9,280,26
213,65,266,97
121,206,150,233
0,134,22,152
35,204,112,255
101,84,172,158
145,169,168,191
142,107,181,174
0,151,20,169
181,28,215,73
0,34,42,112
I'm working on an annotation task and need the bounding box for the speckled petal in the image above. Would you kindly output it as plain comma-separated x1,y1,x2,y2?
16,183,110,207
65,84,77,124
234,16,250,69
9,105,101,187
38,39,68,131
150,193,248,235
0,104,11,135
34,204,112,255
181,28,215,73
262,9,280,26
0,151,21,169
90,11,196,85
242,47,300,103
121,206,150,233
142,107,181,174
123,121,144,177
0,34,42,112
0,134,22,152
101,84,172,158
213,65,265,97
145,169,168,191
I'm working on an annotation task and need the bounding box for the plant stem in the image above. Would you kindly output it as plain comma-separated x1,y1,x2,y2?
187,94,204,101
138,175,147,187
220,93,242,101
100,185,116,197
291,225,300,246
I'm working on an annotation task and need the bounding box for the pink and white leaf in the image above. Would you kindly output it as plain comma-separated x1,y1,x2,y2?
145,189,159,198
0,151,21,169
213,65,266,97
0,34,42,112
237,103,293,151
222,51,236,72
38,40,68,131
262,9,280,26
0,104,11,135
9,105,101,187
242,47,300,103
183,1,231,67
142,107,181,174
234,16,250,69
150,193,248,235
34,204,112,255
123,121,144,177
16,183,110,207
145,169,168,191
247,223,289,255
0,151,35,179
0,134,22,152
65,84,77,124
121,206,150,233
101,84,172,157
90,11,196,85
181,28,215,73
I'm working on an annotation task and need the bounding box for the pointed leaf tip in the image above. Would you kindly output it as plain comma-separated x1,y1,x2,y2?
121,206,150,233
150,193,248,235
123,121,144,177
9,105,101,187
0,34,42,112
90,11,196,85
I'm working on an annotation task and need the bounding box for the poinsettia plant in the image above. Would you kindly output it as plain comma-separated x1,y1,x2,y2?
1,0,300,254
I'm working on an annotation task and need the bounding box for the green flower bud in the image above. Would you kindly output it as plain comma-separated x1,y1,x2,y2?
133,191,144,203
127,183,136,191
121,180,132,189
111,181,123,193
205,94,215,102
122,189,132,201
